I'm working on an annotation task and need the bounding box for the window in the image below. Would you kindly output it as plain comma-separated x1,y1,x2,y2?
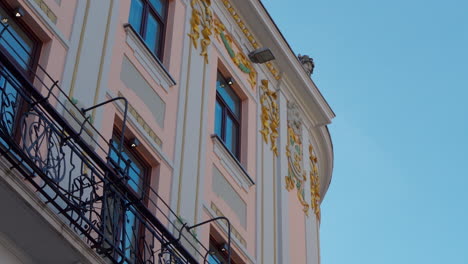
107,134,150,263
0,4,39,135
128,0,167,59
215,72,241,159
208,237,243,264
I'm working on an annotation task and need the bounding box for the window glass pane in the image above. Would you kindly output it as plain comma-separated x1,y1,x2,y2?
129,0,143,32
149,0,166,18
216,73,240,118
208,254,222,264
110,138,144,194
122,206,139,263
0,68,19,134
145,12,161,55
225,115,239,158
215,100,222,137
0,9,34,69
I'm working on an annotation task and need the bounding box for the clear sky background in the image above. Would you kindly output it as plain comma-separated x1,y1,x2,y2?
262,0,468,263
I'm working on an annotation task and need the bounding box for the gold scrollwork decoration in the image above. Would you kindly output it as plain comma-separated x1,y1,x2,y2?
213,19,257,89
188,0,213,64
220,0,281,80
285,102,309,215
309,144,321,221
259,80,279,156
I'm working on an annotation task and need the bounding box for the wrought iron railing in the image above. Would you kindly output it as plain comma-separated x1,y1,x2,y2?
0,22,217,264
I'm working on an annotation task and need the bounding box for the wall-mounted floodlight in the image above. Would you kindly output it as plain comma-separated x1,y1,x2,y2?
226,77,234,86
220,243,229,253
248,48,275,64
129,138,140,148
14,7,25,18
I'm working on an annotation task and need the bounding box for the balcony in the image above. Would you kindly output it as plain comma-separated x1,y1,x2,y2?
0,22,212,264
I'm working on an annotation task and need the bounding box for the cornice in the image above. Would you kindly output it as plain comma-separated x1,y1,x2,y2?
226,0,336,126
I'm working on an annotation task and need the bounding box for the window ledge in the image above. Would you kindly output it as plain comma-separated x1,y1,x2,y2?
211,135,254,190
124,24,176,93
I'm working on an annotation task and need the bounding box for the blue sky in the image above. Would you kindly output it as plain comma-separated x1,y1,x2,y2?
262,0,468,263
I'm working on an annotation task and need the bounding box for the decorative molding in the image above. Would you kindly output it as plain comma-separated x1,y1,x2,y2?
212,136,254,191
124,25,176,92
285,102,309,215
188,0,214,64
33,0,57,24
214,18,257,89
309,144,321,221
259,80,279,155
117,92,163,147
220,0,281,80
23,0,68,48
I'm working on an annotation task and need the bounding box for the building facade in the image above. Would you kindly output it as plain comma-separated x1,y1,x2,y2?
0,0,335,263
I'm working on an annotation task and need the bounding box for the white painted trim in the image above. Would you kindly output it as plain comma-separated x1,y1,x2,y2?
23,0,69,48
203,203,256,264
0,232,34,264
222,0,335,126
124,25,176,93
212,136,254,191
170,0,192,217
108,92,174,169
276,90,290,264
0,158,107,264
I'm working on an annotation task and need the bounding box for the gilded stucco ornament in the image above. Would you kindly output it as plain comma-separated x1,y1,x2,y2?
285,102,309,215
214,19,257,89
309,144,321,221
188,0,213,64
259,80,279,156
220,0,281,80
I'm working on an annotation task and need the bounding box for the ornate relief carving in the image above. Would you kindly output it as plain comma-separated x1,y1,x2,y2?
188,0,213,64
285,102,309,215
259,80,279,156
309,144,321,221
214,19,257,89
220,0,282,80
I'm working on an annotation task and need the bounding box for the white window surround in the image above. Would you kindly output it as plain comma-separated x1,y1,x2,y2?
124,24,176,93
211,135,254,191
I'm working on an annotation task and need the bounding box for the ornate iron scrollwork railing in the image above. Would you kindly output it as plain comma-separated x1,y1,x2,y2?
0,22,212,264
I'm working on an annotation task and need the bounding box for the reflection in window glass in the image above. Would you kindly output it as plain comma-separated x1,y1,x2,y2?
0,8,34,69
215,100,223,137
128,0,167,58
129,0,143,32
145,12,160,54
149,0,165,17
0,6,37,141
215,72,241,159
110,138,144,194
0,68,20,134
216,74,240,118
225,116,238,154
108,136,147,264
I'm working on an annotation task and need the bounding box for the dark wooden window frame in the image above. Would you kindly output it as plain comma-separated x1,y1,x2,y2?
129,0,168,59
215,73,242,160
